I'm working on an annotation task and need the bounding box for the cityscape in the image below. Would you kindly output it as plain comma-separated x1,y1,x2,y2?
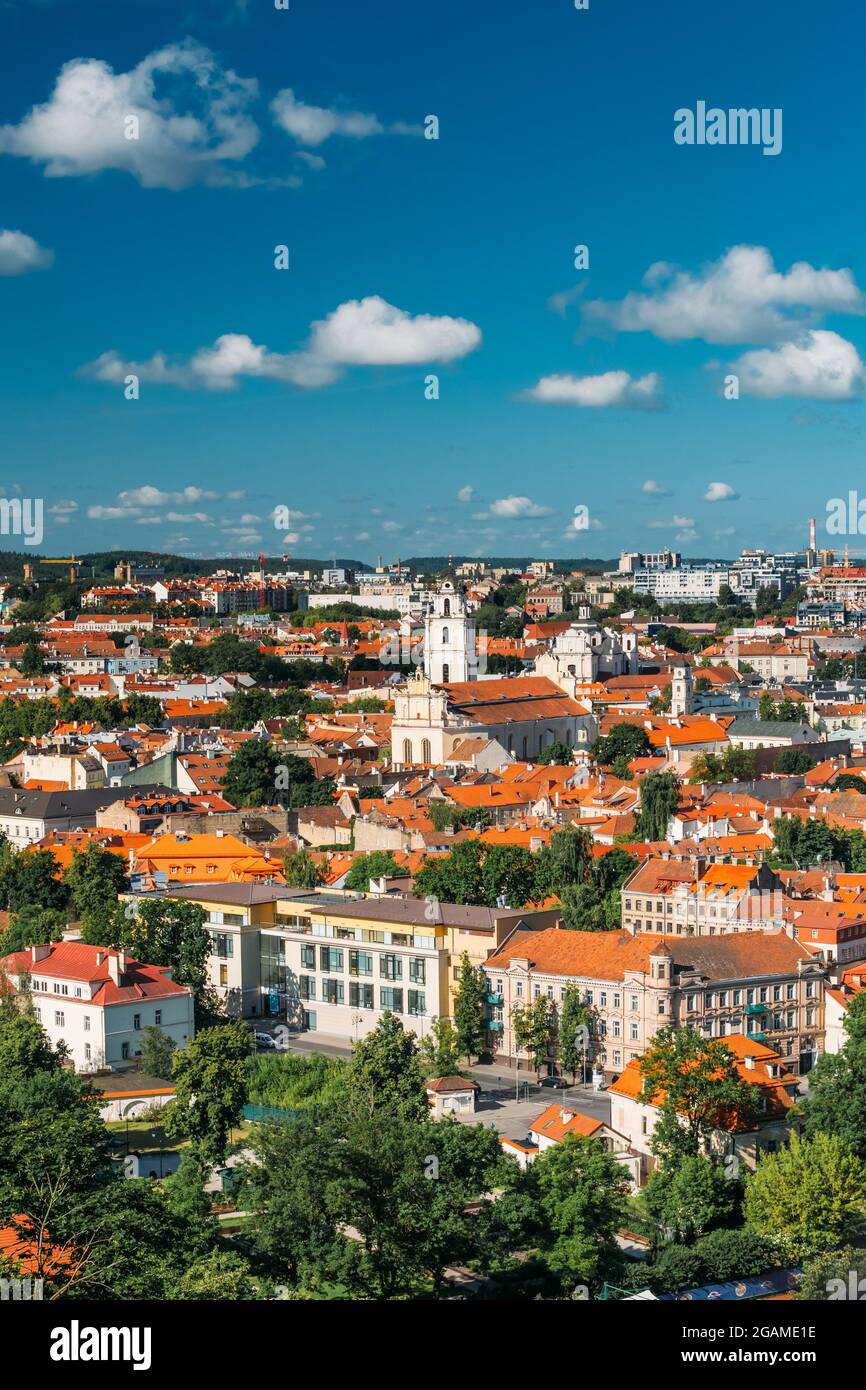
0,0,863,1352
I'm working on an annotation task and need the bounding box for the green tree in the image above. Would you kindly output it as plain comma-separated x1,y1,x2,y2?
533,1135,630,1290
594,722,651,766
281,848,324,888
773,747,815,775
557,983,594,1081
796,1246,865,1300
419,1018,462,1078
744,1131,866,1262
639,1028,759,1162
802,993,866,1158
344,851,402,891
0,904,66,953
122,898,216,1024
643,1154,738,1242
636,771,681,842
62,843,130,934
511,994,553,1078
172,1248,258,1300
221,739,281,808
137,1024,177,1080
167,1020,250,1164
537,740,573,766
347,1012,428,1123
453,952,487,1063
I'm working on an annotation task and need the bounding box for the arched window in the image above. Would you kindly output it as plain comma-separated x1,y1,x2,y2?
441,626,449,645
402,739,412,765
421,739,432,763
442,663,450,683
443,598,451,617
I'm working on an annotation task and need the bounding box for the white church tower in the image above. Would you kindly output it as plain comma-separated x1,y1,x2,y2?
424,581,476,684
670,662,693,717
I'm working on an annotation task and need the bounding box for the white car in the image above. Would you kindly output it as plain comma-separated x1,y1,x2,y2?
253,1031,278,1051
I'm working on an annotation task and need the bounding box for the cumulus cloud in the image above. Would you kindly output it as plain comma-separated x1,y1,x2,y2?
0,40,260,190
520,370,662,409
585,245,864,344
641,479,671,497
457,485,476,502
271,90,384,146
0,228,53,275
731,329,866,400
703,482,739,502
490,496,553,518
80,295,482,392
648,514,695,529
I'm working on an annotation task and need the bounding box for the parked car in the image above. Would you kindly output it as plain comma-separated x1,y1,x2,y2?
253,1031,278,1051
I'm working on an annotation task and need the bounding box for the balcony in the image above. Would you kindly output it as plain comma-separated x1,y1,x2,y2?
485,992,503,1005
487,1019,503,1032
744,1003,767,1016
745,1030,767,1044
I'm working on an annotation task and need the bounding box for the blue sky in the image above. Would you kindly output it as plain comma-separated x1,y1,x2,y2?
2,0,866,564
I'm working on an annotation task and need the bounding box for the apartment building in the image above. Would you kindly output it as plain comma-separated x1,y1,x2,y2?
146,884,557,1039
0,788,124,845
608,1033,801,1173
481,926,825,1076
0,941,194,1073
621,858,787,937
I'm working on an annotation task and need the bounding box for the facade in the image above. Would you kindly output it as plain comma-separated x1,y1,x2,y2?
533,605,637,691
608,1033,801,1173
0,788,124,846
621,859,787,937
0,941,194,1073
481,926,825,1076
391,672,596,767
147,884,557,1034
423,582,476,684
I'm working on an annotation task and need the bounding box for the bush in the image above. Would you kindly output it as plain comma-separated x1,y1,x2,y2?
246,1051,348,1111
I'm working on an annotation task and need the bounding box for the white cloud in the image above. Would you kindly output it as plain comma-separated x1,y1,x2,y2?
165,511,211,523
648,514,695,529
271,90,383,146
382,520,401,532
641,479,671,497
703,482,739,502
81,295,482,392
0,41,260,190
48,499,77,515
135,516,163,526
731,329,866,400
87,505,141,520
585,246,864,345
355,531,370,541
676,529,699,543
490,496,553,519
520,370,662,409
457,485,476,502
0,229,53,275
714,527,736,538
120,485,219,506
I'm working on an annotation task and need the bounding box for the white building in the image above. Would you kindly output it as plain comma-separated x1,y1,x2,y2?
533,605,637,691
423,582,477,684
0,941,195,1073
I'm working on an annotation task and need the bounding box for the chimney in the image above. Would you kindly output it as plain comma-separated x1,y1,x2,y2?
29,943,51,963
743,1053,755,1070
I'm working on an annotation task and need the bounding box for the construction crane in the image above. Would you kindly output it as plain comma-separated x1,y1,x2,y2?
35,555,81,583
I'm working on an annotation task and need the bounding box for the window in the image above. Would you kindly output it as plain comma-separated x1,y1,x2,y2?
299,976,315,1002
322,979,344,1005
421,739,432,763
600,991,607,1007
319,946,344,973
612,1020,621,1037
380,987,403,1012
442,666,449,684
54,1010,64,1027
349,982,374,1009
515,981,523,998
83,1016,91,1032
613,992,620,1009
630,995,638,1012
441,626,449,644
630,1023,639,1041
155,1010,162,1025
409,958,426,984
349,950,373,977
402,739,412,764
133,1014,141,1030
84,1044,91,1062
301,943,315,969
408,990,426,1015
121,1041,129,1060
380,954,403,980
210,932,234,959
